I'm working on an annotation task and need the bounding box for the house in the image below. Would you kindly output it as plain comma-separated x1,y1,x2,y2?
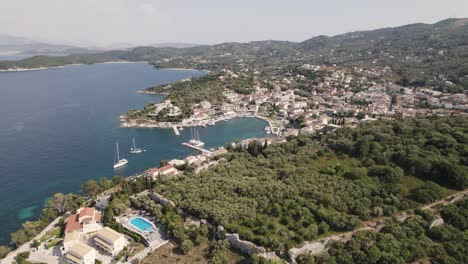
65,207,102,234
211,147,228,157
65,242,96,264
158,164,178,175
184,156,200,166
199,101,212,110
63,232,81,251
93,227,126,256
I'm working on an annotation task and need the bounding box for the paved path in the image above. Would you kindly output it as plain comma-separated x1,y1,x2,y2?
1,216,62,264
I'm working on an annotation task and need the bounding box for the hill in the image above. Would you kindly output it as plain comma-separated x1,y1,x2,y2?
0,18,466,85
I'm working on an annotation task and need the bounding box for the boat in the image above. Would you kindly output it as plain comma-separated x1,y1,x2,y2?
178,127,184,131
265,126,271,134
113,141,128,169
129,138,143,154
208,121,215,126
188,128,205,147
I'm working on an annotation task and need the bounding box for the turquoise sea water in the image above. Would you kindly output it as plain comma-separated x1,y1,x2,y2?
0,63,269,244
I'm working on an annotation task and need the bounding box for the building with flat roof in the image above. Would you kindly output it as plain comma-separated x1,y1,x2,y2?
93,227,126,256
63,232,80,251
65,242,96,264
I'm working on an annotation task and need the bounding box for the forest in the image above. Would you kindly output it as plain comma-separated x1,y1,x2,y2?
153,116,467,252
302,199,468,264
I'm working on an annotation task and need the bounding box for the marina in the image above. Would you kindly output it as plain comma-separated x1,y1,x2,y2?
181,142,212,154
172,125,180,135
0,62,271,245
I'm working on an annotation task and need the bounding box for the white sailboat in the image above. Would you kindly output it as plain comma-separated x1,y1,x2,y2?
188,128,205,147
129,137,143,154
113,141,128,169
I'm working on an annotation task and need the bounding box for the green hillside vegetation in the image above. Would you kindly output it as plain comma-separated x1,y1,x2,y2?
307,199,468,264
2,19,467,89
153,116,467,251
126,74,255,122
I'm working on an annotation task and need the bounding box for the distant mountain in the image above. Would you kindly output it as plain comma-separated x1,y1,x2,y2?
1,18,466,81
295,18,468,81
149,42,200,49
0,34,98,55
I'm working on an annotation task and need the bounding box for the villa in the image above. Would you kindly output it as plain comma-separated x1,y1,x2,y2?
65,242,96,264
65,207,102,234
93,227,126,256
63,232,81,251
158,164,178,175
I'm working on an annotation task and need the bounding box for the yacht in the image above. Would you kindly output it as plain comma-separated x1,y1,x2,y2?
188,128,205,147
129,138,143,154
113,141,128,169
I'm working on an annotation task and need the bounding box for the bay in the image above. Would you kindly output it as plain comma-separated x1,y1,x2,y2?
0,63,269,244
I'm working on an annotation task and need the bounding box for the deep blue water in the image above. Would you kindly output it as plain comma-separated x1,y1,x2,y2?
0,63,269,244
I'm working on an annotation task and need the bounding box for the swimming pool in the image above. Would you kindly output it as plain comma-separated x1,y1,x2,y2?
129,217,155,232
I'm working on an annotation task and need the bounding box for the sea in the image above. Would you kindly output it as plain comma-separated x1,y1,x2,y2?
0,62,270,244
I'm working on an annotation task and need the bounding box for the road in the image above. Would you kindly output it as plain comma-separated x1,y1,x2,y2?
1,216,62,264
289,188,468,262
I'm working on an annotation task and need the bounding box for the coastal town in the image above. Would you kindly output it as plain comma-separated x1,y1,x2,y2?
1,16,468,264
121,62,468,138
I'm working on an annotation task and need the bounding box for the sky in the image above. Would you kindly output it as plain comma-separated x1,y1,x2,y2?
1,0,468,47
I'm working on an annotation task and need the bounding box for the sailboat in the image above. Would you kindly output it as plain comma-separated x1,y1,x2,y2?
188,128,205,147
113,141,128,169
129,138,143,154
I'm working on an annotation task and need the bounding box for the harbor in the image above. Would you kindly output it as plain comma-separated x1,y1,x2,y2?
122,113,281,136
181,142,212,154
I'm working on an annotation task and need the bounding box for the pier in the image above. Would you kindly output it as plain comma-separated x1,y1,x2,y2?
181,142,212,154
172,125,180,136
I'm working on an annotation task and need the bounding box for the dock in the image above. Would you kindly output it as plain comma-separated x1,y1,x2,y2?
181,143,212,154
172,126,180,136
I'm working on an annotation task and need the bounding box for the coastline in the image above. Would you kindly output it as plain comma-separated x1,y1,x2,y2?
0,60,147,72
120,113,281,136
0,61,208,73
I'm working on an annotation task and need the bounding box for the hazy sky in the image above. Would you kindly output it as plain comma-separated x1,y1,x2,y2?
1,0,468,46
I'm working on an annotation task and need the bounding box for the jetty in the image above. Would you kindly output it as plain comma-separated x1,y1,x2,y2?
172,125,180,136
181,142,212,154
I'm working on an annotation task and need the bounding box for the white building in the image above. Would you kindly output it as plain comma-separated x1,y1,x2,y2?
65,242,96,264
94,227,126,256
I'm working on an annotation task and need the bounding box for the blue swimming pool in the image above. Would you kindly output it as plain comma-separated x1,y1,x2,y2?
130,217,155,232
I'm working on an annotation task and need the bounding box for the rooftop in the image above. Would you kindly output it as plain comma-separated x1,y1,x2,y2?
68,242,94,257
96,227,123,243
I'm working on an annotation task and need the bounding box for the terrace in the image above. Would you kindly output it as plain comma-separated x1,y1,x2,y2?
118,211,166,245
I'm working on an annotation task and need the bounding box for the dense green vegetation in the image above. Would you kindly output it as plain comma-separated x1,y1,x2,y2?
152,116,466,251
305,199,467,264
126,74,256,122
326,116,468,190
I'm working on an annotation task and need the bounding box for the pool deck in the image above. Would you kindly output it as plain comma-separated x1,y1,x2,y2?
118,214,166,245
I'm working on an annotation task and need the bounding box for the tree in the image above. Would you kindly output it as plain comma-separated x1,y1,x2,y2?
99,177,113,190
180,239,193,254
30,240,40,249
356,112,366,120
10,229,28,247
81,179,101,197
0,246,11,258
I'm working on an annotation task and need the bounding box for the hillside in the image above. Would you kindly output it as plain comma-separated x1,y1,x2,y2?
296,18,468,83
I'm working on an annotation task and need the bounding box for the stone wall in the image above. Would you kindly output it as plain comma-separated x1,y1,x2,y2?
149,192,176,208
225,233,266,255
